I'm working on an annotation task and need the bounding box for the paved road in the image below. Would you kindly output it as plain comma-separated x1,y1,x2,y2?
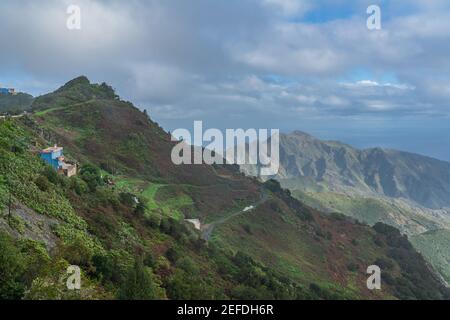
201,187,269,241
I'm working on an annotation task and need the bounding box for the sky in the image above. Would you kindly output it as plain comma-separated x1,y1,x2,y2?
1,0,450,161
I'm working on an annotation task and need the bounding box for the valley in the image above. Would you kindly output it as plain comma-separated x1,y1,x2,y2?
241,131,450,284
0,76,448,300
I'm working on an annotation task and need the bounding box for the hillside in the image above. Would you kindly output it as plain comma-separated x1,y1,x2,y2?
0,76,448,300
272,131,450,210
0,93,34,114
292,191,450,236
291,190,450,284
411,229,450,284
238,131,450,283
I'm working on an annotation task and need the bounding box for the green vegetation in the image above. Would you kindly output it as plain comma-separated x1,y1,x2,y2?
411,229,450,284
373,223,450,299
117,259,162,300
0,119,324,300
292,191,445,234
0,93,34,114
142,183,165,210
34,106,66,117
31,76,117,112
1,77,448,300
291,190,450,285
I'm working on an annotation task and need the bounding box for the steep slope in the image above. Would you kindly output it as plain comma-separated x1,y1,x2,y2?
1,76,448,300
411,229,450,284
273,131,450,209
292,191,450,236
31,76,260,219
245,131,450,284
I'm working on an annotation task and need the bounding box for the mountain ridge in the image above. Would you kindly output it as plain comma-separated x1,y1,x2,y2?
255,131,450,283
1,76,448,300
271,131,450,209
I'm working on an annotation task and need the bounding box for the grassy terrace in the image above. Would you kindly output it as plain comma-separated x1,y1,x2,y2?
113,176,193,220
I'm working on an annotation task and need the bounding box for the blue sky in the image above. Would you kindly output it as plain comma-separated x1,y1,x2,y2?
1,0,450,161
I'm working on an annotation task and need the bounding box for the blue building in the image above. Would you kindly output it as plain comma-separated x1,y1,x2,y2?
40,145,64,169
40,145,78,177
0,88,15,95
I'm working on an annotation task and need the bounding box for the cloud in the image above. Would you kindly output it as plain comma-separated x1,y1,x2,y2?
1,0,450,159
262,0,312,16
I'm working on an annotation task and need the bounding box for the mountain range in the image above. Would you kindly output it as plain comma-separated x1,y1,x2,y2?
276,131,450,209
241,130,450,283
0,76,448,300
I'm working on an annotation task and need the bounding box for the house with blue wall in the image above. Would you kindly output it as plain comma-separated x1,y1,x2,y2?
0,87,15,95
40,145,64,169
40,145,77,177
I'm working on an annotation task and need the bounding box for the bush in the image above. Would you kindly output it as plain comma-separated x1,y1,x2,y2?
69,176,89,195
144,214,160,229
35,175,51,192
165,269,222,300
176,257,199,275
57,238,93,269
243,224,253,234
134,200,147,216
119,192,135,207
165,247,181,263
0,233,26,299
347,263,359,272
92,250,131,284
42,166,62,185
374,257,394,270
79,164,103,192
117,260,158,300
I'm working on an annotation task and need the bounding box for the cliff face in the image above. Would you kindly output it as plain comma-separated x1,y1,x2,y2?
274,131,450,209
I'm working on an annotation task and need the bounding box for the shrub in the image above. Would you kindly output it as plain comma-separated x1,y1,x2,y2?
347,263,359,272
119,192,135,207
42,166,61,185
243,224,253,234
374,257,394,270
57,238,93,269
79,164,103,191
117,260,158,300
35,175,51,192
0,232,26,299
69,176,89,195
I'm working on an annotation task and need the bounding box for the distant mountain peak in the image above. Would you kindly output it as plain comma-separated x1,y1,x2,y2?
241,128,450,209
277,131,450,209
32,76,118,111
290,130,314,138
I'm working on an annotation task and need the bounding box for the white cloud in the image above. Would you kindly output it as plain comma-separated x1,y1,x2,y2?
262,0,312,16
0,0,449,135
341,80,414,90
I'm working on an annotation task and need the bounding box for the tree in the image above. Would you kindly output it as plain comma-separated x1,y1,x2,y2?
79,164,103,191
117,259,157,300
35,175,51,192
0,233,26,299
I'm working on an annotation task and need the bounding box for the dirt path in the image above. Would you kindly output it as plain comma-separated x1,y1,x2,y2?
200,188,269,241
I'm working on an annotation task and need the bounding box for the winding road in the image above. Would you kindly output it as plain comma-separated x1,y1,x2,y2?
200,188,269,241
